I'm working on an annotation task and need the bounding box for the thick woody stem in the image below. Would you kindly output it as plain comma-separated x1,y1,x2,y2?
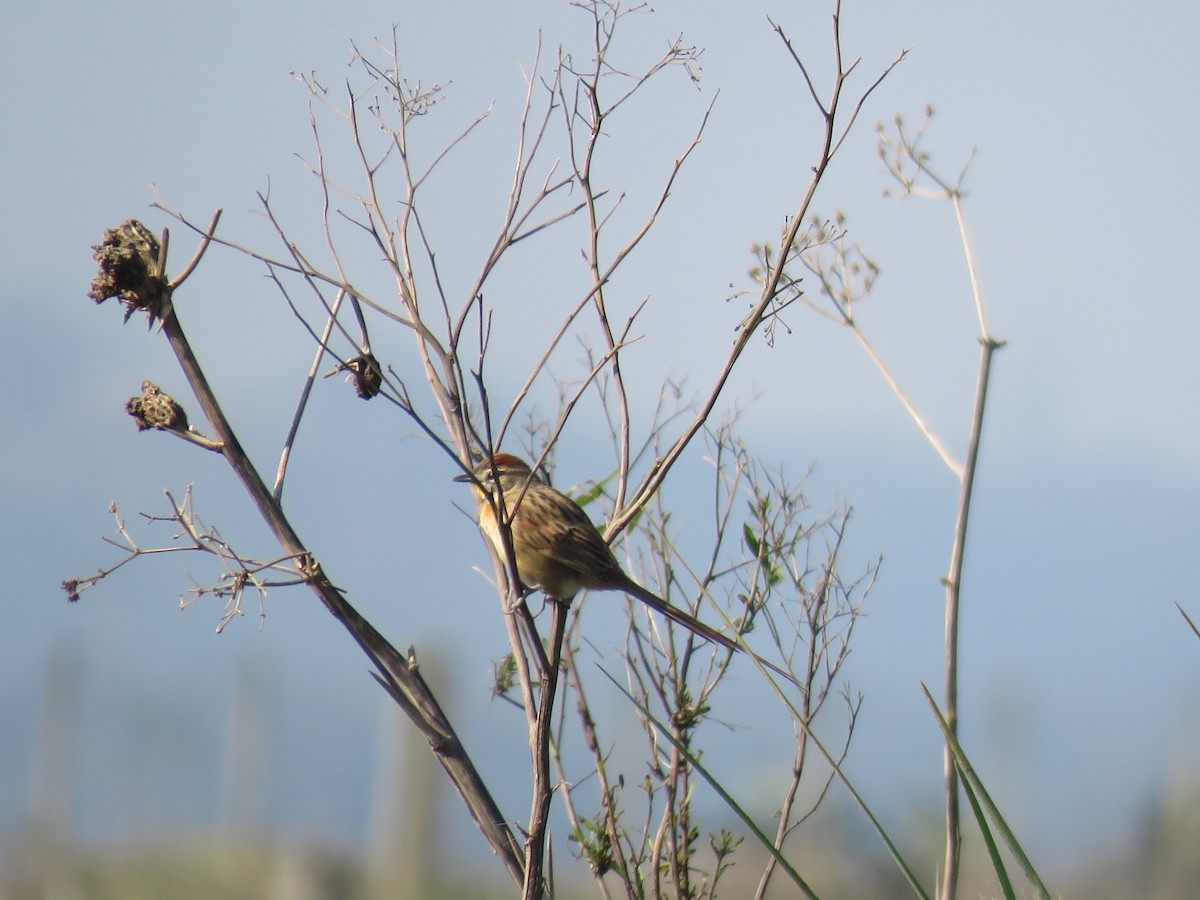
156,298,526,887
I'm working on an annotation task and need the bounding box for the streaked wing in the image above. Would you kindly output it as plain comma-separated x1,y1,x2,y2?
514,489,620,586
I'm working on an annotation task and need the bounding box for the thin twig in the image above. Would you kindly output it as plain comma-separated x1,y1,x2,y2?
168,209,223,289
608,26,907,539
274,288,348,500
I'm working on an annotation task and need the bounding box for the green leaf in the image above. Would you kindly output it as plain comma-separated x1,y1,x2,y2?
743,523,762,556
959,764,1015,899
574,480,608,509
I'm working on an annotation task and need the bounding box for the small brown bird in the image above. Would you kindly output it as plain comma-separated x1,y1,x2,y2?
455,453,739,652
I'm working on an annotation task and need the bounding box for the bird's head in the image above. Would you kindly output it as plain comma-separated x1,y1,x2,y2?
453,453,542,499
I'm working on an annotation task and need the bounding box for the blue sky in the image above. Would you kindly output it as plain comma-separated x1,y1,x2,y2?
4,0,1199,882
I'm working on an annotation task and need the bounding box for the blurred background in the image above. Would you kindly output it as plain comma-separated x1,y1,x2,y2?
3,0,1199,896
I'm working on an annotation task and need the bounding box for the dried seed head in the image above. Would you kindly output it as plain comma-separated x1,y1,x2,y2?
326,353,383,399
344,353,383,399
89,220,171,324
126,380,189,432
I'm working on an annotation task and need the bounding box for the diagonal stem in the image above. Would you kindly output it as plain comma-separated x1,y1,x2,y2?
156,295,527,887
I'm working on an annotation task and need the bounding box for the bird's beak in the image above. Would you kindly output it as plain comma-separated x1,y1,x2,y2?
452,470,473,484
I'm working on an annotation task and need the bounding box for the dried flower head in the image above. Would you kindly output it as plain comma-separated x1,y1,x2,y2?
326,352,384,399
344,353,383,399
126,381,189,432
89,220,171,324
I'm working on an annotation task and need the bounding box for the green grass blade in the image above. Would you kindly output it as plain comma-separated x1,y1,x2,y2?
922,683,1052,900
957,757,1015,900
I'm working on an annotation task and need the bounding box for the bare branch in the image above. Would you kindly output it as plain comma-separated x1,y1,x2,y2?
607,14,904,538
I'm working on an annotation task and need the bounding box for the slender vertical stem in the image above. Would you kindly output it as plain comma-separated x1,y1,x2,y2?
880,119,1003,898
524,599,568,900
940,336,1002,899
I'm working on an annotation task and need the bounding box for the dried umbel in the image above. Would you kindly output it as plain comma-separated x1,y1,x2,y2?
126,381,189,432
89,220,171,323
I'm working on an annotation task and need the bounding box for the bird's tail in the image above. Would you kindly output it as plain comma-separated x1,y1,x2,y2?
621,578,796,683
621,579,740,653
